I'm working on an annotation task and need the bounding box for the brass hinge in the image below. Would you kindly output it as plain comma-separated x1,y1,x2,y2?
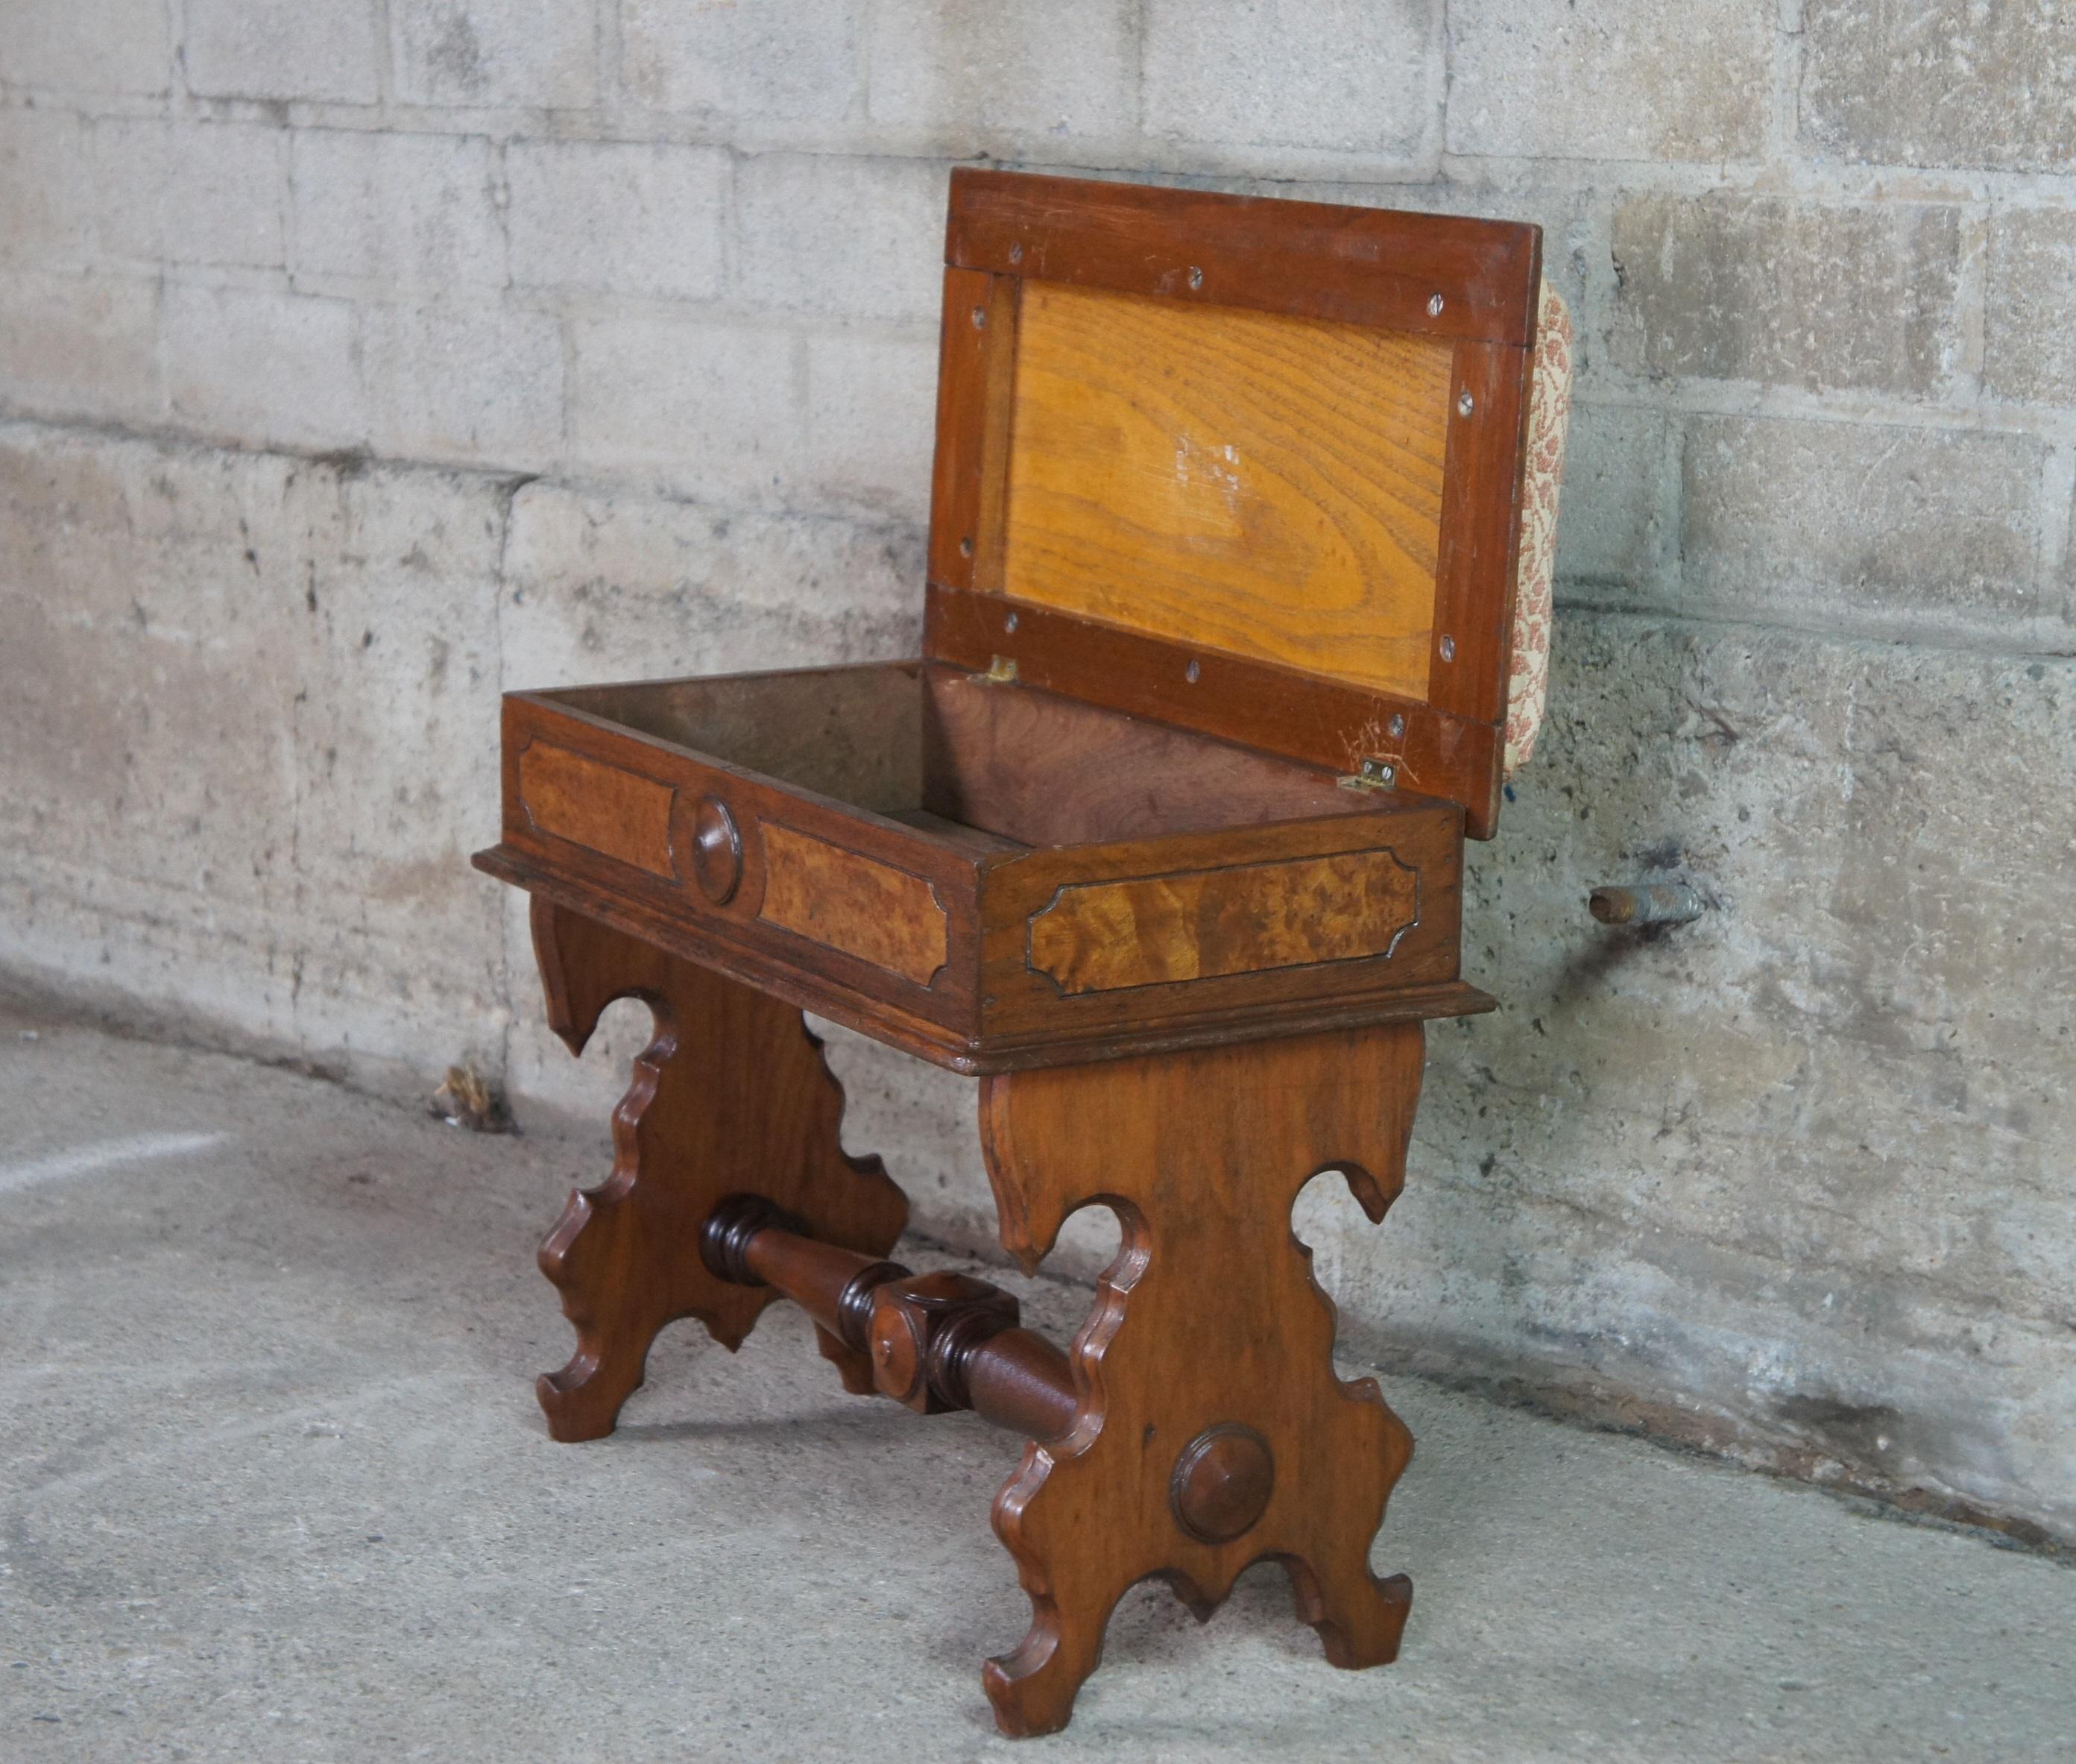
983,655,1020,684
1337,756,1398,793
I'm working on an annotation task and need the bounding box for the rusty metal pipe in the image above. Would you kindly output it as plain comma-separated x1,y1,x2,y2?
1588,882,1705,927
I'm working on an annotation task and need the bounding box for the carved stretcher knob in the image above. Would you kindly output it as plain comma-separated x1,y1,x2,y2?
869,1271,1020,1414
1170,1423,1276,1544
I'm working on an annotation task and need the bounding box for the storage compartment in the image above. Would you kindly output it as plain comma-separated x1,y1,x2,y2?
480,658,1475,1071
542,661,1386,851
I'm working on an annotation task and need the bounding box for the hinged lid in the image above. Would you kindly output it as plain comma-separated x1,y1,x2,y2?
921,168,1543,838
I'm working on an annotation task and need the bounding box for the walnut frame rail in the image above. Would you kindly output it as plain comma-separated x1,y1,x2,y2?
474,169,1549,1737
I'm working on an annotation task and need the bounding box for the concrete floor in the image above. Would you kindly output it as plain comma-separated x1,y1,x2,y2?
0,1001,2069,1763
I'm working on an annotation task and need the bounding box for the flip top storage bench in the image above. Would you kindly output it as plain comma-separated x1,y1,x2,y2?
474,167,1571,1738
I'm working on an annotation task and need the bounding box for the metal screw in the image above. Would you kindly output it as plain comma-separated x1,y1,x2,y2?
1004,611,1018,634
1187,265,1204,290
1427,293,1445,317
1439,635,1456,662
959,536,974,558
1389,713,1405,738
972,306,987,329
1184,659,1201,683
1457,391,1475,417
1008,242,1023,265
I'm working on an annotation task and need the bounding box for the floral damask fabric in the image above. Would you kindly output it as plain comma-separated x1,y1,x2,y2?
1504,278,1573,778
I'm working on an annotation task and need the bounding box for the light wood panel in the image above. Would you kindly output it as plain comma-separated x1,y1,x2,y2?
759,823,950,989
1001,283,1454,702
519,742,678,879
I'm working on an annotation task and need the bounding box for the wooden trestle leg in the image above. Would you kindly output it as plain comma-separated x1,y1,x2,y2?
975,1024,1427,1738
526,898,908,1442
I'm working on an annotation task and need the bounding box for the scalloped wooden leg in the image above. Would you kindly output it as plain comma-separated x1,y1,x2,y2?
527,898,907,1442
975,1024,1426,1736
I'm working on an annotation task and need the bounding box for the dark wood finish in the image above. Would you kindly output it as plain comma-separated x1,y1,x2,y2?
474,661,1493,1072
527,899,907,1439
689,795,742,904
977,1023,1427,1736
480,844,1492,1074
1170,1424,1276,1546
926,588,1508,838
1431,338,1536,725
975,803,1467,1046
493,684,988,1039
698,1196,1080,1441
927,267,1020,596
946,166,1540,345
927,167,1539,839
920,667,1368,845
474,170,1554,1736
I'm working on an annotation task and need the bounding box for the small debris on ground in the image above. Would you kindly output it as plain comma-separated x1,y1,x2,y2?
431,1065,511,1133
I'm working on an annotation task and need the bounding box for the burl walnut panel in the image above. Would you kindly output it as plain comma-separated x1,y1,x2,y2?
1025,845,1420,995
757,822,951,989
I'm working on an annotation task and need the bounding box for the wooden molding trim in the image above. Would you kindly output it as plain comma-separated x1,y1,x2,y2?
947,167,1541,346
924,586,1506,839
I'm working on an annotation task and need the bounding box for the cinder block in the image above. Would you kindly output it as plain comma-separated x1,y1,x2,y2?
0,110,95,271
736,154,944,320
163,282,365,451
184,0,382,104
92,120,287,270
1142,0,1432,158
1551,403,1679,603
291,130,505,292
506,139,727,300
1680,417,2047,643
1984,210,2076,409
0,429,305,914
801,332,937,524
362,302,564,465
8,0,170,95
0,425,511,1078
866,0,1137,142
501,478,920,688
1447,0,1768,162
1389,620,2076,1514
568,315,800,500
619,0,860,122
287,463,510,1048
1802,1,2076,173
0,271,160,422
391,0,597,109
1613,194,1964,397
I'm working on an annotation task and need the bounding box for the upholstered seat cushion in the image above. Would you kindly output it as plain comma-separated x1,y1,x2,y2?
1504,279,1574,778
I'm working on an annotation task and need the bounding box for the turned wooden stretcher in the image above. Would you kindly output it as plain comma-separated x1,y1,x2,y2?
475,168,1571,1737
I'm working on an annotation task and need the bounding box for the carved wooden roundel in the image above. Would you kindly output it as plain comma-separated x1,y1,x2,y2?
691,796,742,904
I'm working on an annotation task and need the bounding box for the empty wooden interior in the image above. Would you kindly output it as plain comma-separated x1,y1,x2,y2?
538,661,1410,852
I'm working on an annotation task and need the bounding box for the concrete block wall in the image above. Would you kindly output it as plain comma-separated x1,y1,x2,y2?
1,4,2070,1541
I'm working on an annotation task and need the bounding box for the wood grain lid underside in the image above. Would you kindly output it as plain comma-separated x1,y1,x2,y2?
925,168,1542,837
1003,283,1453,705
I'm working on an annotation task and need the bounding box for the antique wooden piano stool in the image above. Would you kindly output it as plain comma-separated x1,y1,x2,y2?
475,168,1571,1737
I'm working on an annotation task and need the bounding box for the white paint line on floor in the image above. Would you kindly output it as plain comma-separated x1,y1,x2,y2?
0,1130,228,1196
